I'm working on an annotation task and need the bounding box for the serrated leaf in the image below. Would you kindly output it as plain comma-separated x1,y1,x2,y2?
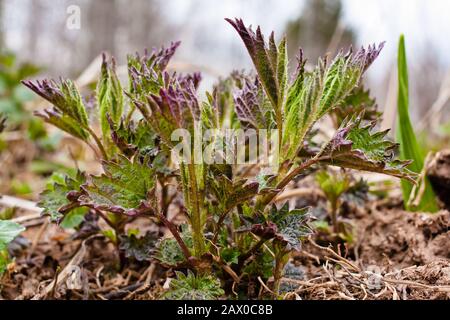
226,18,286,122
38,171,85,222
0,220,25,250
119,231,158,261
316,170,350,203
209,174,260,213
98,54,124,148
334,86,380,127
34,108,90,141
396,35,438,212
318,116,417,183
127,42,181,98
80,155,155,216
22,79,90,141
270,204,313,251
203,71,246,130
234,77,275,130
220,247,240,264
164,270,224,300
281,44,384,163
109,116,156,157
155,225,193,267
134,74,201,147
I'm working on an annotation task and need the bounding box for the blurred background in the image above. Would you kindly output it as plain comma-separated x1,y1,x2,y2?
1,0,450,136
0,0,449,199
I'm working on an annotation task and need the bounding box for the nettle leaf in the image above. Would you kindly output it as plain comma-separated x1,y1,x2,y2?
128,42,180,98
79,155,156,216
318,116,417,183
234,77,276,130
119,231,158,261
203,71,247,130
134,74,201,146
220,247,240,264
0,220,25,250
59,208,87,230
282,44,384,162
22,79,90,141
109,116,156,157
316,170,350,203
98,54,124,144
209,174,260,213
334,86,380,127
155,225,193,267
164,270,224,300
226,18,287,120
38,172,85,222
270,204,314,251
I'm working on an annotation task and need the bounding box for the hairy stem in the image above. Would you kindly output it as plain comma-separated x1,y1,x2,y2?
185,163,205,258
86,126,108,160
272,248,289,298
255,157,321,212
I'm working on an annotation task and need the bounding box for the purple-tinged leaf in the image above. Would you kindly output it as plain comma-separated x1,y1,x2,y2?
234,77,275,129
317,115,417,183
78,155,156,216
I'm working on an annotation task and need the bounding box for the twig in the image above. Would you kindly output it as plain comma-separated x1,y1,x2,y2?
308,237,360,272
0,195,42,214
382,278,450,292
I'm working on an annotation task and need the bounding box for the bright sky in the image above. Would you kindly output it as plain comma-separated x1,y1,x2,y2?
4,0,450,81
163,0,450,77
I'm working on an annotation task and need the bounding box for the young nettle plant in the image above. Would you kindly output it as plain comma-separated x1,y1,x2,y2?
22,18,416,299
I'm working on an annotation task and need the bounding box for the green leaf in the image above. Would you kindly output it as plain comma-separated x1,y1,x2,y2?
127,42,181,98
80,155,155,215
316,170,350,204
60,208,88,229
0,220,25,250
155,225,193,267
163,270,224,300
318,116,417,183
271,204,313,251
334,86,380,127
281,44,384,163
98,54,124,149
220,247,240,264
209,174,260,214
38,171,85,222
226,18,290,139
119,231,157,261
109,117,156,157
396,35,438,212
22,79,90,141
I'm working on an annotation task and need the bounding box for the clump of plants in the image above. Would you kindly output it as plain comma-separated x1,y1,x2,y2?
21,18,416,299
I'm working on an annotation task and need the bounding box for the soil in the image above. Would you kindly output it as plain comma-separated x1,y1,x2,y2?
1,198,448,300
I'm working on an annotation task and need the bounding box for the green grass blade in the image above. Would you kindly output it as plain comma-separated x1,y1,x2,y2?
397,35,438,212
